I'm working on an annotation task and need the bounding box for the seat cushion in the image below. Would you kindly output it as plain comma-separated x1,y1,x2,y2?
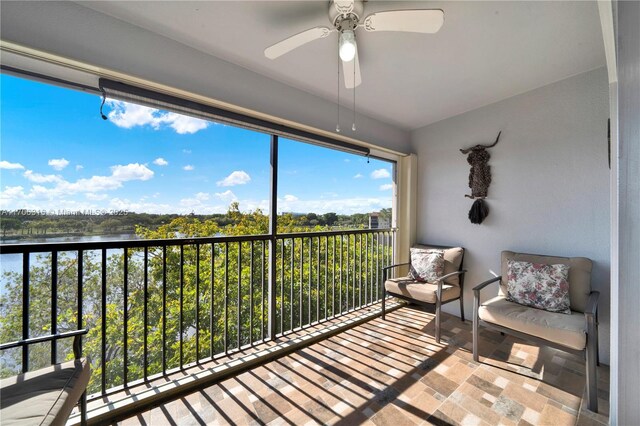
385,277,461,304
414,245,464,287
478,296,587,351
500,251,592,313
0,358,90,426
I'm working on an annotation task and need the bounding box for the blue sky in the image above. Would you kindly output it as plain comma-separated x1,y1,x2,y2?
0,74,392,215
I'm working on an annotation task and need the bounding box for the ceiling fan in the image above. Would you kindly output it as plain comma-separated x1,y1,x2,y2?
264,0,444,89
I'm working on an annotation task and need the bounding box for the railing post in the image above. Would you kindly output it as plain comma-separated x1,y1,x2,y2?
22,254,29,373
268,134,278,340
51,251,58,365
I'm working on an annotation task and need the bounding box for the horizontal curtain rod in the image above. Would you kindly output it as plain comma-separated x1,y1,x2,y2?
1,64,100,94
99,78,371,158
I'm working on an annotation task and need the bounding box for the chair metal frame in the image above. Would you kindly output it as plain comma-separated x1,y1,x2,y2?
473,275,600,413
0,329,89,425
382,244,466,343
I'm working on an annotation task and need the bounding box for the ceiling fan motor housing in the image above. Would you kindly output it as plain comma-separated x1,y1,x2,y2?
329,0,364,28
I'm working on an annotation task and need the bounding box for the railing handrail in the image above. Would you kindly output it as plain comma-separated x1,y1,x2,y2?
0,228,396,254
0,226,396,398
276,228,395,239
0,234,272,254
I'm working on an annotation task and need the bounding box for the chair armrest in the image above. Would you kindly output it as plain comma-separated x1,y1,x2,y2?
382,262,410,273
584,291,600,320
382,262,410,280
435,270,467,283
472,276,502,296
0,329,88,359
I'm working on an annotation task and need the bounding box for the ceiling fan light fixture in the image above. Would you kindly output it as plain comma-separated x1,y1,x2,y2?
339,30,357,62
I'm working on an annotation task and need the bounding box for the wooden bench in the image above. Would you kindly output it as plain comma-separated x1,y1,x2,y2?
0,330,89,426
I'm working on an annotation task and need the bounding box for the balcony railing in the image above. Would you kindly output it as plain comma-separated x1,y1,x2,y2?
0,228,395,399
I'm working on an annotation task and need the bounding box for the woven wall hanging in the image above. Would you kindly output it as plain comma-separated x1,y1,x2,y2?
460,131,501,224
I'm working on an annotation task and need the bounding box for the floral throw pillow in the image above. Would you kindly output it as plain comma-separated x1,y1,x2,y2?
409,248,445,282
506,260,571,314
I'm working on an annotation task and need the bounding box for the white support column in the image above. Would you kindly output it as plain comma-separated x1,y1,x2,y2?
394,154,417,272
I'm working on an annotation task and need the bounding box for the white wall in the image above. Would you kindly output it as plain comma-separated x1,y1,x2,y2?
411,67,611,362
0,1,410,153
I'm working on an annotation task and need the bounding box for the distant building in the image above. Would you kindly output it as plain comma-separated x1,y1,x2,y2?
369,212,390,229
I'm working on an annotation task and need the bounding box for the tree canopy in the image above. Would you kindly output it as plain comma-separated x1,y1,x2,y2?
0,204,393,396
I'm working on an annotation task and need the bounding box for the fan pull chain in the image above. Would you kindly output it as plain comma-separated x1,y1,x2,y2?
352,55,356,132
336,40,341,133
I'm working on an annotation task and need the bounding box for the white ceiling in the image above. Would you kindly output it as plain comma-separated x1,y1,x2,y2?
78,1,605,131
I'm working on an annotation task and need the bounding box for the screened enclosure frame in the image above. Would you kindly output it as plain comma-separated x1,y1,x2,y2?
0,67,399,399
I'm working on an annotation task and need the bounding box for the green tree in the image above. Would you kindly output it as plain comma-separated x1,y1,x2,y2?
0,204,393,396
322,212,338,227
0,218,21,236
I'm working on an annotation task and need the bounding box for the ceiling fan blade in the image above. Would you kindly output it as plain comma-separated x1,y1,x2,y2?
265,27,333,59
342,52,362,89
362,9,444,33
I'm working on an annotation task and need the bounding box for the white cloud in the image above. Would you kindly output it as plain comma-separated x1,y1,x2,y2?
179,196,202,208
18,163,154,201
0,161,25,170
23,170,64,184
26,185,54,200
353,173,363,179
183,165,195,171
86,193,108,201
153,157,169,166
178,190,238,211
217,170,251,187
321,192,338,199
109,197,180,215
0,186,389,215
277,196,391,215
110,163,154,182
379,184,393,191
0,191,101,211
195,192,209,201
107,101,157,129
0,186,25,201
371,168,391,179
214,190,237,203
107,100,209,134
63,176,122,193
164,113,209,134
183,149,192,154
48,158,69,171
179,196,218,211
76,165,84,171
283,194,298,202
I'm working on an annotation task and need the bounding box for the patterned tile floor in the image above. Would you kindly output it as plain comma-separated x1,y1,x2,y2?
117,305,609,425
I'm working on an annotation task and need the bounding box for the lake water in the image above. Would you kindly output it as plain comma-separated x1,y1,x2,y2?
0,234,139,291
1,233,139,245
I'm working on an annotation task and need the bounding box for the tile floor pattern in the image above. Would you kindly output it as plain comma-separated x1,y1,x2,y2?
117,306,609,426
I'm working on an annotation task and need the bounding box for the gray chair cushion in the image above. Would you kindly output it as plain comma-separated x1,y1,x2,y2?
414,245,464,287
478,296,587,351
0,358,90,426
385,277,461,304
499,251,592,313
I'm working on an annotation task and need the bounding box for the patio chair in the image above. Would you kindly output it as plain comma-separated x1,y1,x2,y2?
0,329,90,425
382,244,466,343
472,251,599,412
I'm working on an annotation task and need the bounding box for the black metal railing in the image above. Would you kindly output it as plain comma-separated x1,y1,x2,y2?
0,229,394,399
